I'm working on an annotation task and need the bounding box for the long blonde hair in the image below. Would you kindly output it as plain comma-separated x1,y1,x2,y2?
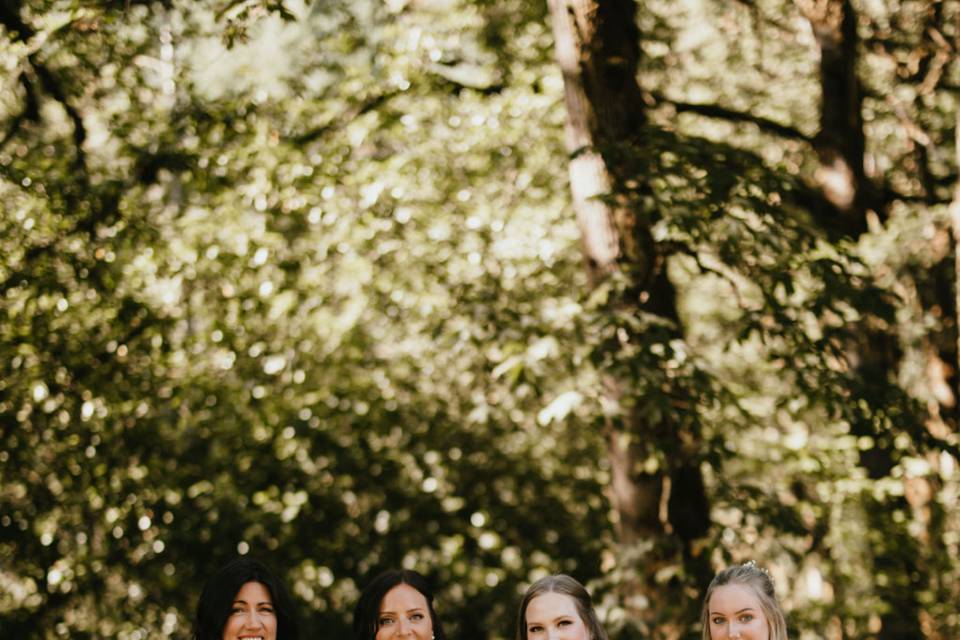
700,562,788,640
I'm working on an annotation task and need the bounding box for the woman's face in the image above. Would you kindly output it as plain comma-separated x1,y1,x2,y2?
375,583,433,640
524,592,590,640
707,584,769,640
222,581,277,640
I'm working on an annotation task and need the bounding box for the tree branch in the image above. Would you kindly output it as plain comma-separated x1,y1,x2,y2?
287,90,403,146
0,3,88,171
30,60,87,171
649,92,813,143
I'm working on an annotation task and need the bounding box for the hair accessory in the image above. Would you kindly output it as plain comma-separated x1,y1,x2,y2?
743,559,771,577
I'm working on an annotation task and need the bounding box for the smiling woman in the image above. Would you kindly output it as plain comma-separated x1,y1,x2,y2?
353,569,447,640
192,557,300,640
700,562,788,640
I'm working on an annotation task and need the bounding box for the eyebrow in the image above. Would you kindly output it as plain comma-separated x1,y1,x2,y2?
710,608,756,615
528,615,576,624
232,599,272,606
380,607,426,614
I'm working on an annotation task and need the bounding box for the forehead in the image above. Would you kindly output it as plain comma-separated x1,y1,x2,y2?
526,592,581,621
380,583,429,612
234,581,272,603
709,584,763,612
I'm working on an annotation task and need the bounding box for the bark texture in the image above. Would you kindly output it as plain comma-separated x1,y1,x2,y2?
548,0,711,634
797,0,878,234
954,60,960,421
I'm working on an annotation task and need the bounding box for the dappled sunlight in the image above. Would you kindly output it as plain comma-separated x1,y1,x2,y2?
2,0,959,638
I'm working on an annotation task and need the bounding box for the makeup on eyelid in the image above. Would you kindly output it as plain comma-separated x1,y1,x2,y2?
376,584,434,640
524,592,591,640
707,584,769,640
222,581,277,640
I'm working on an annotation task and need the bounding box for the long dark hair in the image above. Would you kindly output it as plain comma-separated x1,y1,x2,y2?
192,557,299,640
515,574,608,640
353,569,447,640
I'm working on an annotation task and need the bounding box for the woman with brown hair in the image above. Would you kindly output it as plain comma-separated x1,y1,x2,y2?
515,574,608,640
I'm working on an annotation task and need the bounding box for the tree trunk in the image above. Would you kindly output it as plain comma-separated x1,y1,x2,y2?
797,0,875,234
954,50,960,422
950,10,960,434
548,0,711,635
799,2,929,635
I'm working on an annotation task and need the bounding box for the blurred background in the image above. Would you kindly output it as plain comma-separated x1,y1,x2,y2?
0,0,957,638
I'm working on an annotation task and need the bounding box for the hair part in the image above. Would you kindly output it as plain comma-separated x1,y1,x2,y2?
515,574,608,640
192,557,299,640
700,562,788,640
353,569,447,640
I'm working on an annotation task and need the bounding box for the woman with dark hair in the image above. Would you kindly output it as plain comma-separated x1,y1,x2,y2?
353,569,447,640
192,556,299,640
515,574,608,640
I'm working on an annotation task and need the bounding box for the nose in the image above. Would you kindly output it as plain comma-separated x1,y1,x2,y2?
242,610,265,629
396,618,412,636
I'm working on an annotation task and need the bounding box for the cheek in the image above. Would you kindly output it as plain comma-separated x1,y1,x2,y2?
751,618,769,638
222,617,241,637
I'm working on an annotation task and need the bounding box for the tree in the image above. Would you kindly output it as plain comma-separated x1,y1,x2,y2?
546,1,712,635
1,0,959,638
0,0,608,636
636,0,960,635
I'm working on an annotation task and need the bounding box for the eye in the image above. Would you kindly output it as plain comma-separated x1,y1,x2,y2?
258,605,275,615
379,617,395,627
411,613,425,622
738,614,754,623
528,625,544,634
558,620,572,627
711,617,725,625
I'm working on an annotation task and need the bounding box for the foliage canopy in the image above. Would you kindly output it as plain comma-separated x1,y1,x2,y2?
1,0,958,638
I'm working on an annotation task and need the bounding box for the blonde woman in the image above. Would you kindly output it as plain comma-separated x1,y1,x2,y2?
701,562,788,640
